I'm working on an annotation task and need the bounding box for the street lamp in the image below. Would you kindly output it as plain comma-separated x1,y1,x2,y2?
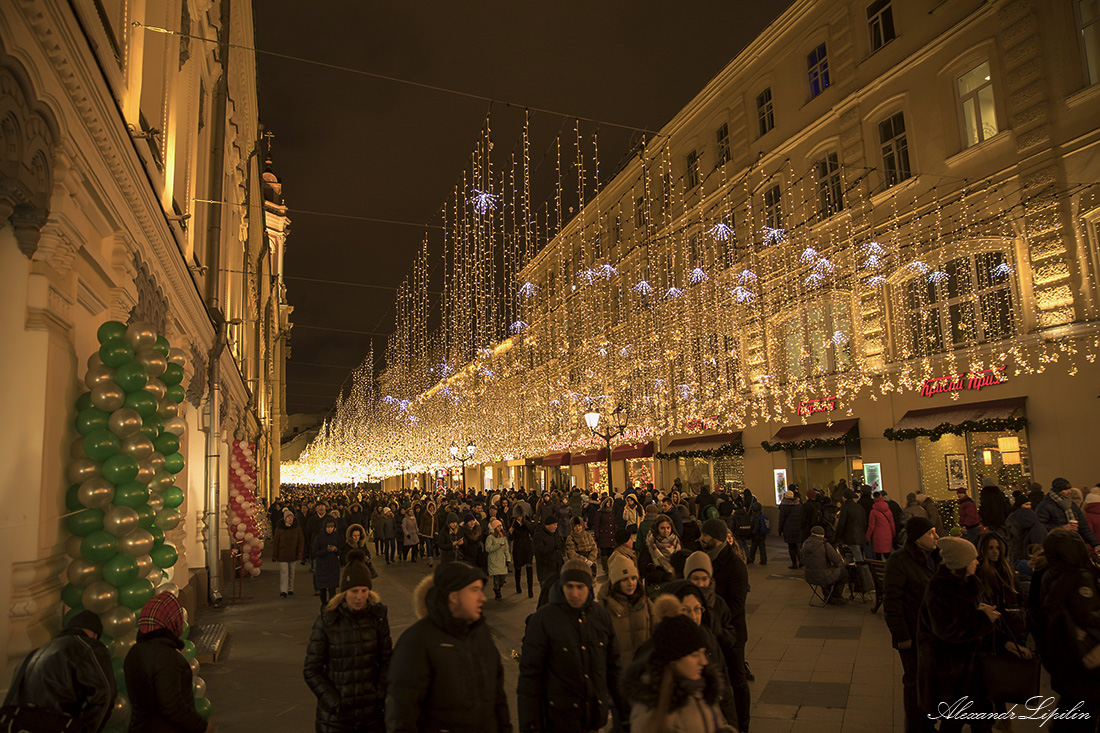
584,404,627,495
450,440,476,495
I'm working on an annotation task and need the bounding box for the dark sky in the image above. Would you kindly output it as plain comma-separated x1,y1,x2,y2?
254,2,793,418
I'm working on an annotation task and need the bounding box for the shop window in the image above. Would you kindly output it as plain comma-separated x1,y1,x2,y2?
878,111,911,187
957,61,999,148
715,123,731,166
807,42,830,98
916,428,1031,501
815,151,844,218
713,455,744,492
686,149,700,190
756,87,775,136
789,441,862,493
867,0,896,53
1078,0,1100,85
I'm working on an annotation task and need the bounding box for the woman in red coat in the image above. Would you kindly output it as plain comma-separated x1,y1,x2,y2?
866,492,896,559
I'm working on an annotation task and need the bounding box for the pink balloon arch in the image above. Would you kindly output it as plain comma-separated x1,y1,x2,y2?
226,440,265,578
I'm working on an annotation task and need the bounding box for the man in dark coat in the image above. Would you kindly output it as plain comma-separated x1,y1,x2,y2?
882,517,939,733
1036,477,1099,547
3,610,114,732
777,490,804,569
312,517,344,606
533,516,564,584
835,489,869,561
978,484,1010,533
387,562,510,733
306,503,329,562
700,518,752,682
518,560,622,732
124,593,208,733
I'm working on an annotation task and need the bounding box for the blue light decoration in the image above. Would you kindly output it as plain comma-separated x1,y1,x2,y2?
908,260,931,275
664,286,684,299
803,272,825,288
832,330,848,345
991,262,1014,278
470,188,498,216
576,269,596,285
708,222,734,241
762,226,787,246
814,257,835,275
509,320,528,333
867,275,888,286
408,415,421,425
731,286,756,304
594,263,618,279
518,281,539,298
737,269,758,286
382,395,398,406
677,384,692,400
928,270,950,284
633,280,654,295
689,267,708,284
800,247,818,263
862,254,884,270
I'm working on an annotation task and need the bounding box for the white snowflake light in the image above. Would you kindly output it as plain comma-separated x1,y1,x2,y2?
862,241,885,256
814,258,835,275
737,269,758,285
620,345,632,357
803,272,825,288
677,384,692,400
708,222,734,241
664,286,684,300
762,226,787,246
863,254,884,270
518,281,539,298
479,367,495,379
633,280,654,295
470,188,498,216
928,270,950,284
832,330,849,345
909,260,931,275
731,286,756,304
509,320,528,333
867,275,888,286
991,262,1014,278
689,267,708,284
800,247,818,263
576,269,595,285
595,263,618,278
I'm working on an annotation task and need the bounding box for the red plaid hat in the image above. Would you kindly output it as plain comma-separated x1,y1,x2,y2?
138,592,184,636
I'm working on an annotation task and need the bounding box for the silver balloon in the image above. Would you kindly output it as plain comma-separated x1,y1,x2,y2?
149,452,166,473
193,677,206,697
107,630,136,658
148,471,174,492
154,581,179,597
142,377,166,400
82,580,118,614
108,408,143,438
68,458,102,484
117,528,154,557
162,417,186,437
84,364,116,390
107,693,131,726
90,382,125,412
101,606,136,638
134,348,167,378
102,506,139,537
66,558,103,586
65,535,84,559
70,437,87,460
153,508,180,531
88,352,105,369
180,605,188,624
156,398,177,420
187,656,200,675
134,553,153,577
144,566,163,585
126,322,157,352
134,460,155,485
120,434,154,461
167,348,187,367
77,477,115,509
146,492,165,513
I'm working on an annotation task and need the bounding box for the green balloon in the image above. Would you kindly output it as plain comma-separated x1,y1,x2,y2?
114,362,149,392
61,582,85,609
62,605,86,628
83,429,120,461
81,530,118,563
194,696,211,719
75,408,111,436
66,483,84,512
150,543,177,569
161,363,184,387
153,336,170,358
76,391,94,411
113,481,150,508
99,338,134,368
97,321,127,345
153,434,180,455
117,578,154,610
181,639,196,659
66,508,104,537
161,486,184,509
123,391,157,418
138,421,158,440
149,526,165,546
113,662,126,692
101,454,139,484
165,384,185,404
180,622,190,640
103,553,139,587
163,453,184,475
136,505,156,530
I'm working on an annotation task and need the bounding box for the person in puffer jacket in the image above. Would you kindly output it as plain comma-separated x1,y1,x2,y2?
304,552,391,733
866,492,896,559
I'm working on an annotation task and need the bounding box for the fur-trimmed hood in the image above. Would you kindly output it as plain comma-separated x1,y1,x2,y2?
412,572,483,639
621,647,724,710
345,523,367,546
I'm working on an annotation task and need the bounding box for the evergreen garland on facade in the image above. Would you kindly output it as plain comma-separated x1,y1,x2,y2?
883,416,1028,442
656,441,744,460
760,434,860,453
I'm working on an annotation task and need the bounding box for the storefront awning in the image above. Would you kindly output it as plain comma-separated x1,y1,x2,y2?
887,397,1027,441
570,449,607,465
610,442,655,460
541,452,571,466
663,432,743,454
766,418,859,451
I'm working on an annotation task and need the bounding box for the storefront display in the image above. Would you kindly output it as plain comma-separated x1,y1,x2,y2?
764,419,862,491
659,432,744,494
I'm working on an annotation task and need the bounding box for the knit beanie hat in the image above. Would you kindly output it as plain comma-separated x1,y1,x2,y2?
445,512,460,524
462,512,476,523
1052,477,1071,492
543,514,559,526
433,561,487,598
559,558,593,588
340,550,374,592
811,525,825,536
644,504,659,519
701,518,728,541
652,614,708,664
905,516,935,544
138,592,184,637
614,528,633,545
938,536,978,570
607,553,638,586
683,550,713,580
64,609,104,639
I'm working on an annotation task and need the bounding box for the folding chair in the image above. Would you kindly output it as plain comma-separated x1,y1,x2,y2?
806,579,835,607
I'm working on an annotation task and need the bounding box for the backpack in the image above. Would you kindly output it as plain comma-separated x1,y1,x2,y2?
734,508,753,536
757,512,771,536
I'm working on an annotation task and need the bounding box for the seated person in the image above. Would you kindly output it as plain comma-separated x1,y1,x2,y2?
800,525,849,605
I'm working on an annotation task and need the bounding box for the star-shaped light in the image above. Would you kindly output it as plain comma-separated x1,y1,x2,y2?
470,188,498,216
708,222,734,241
800,247,818,263
518,281,539,298
689,268,708,284
928,270,950,284
633,280,654,295
991,262,1014,278
509,320,528,333
762,226,787,246
737,269,757,285
731,286,756,304
664,286,684,300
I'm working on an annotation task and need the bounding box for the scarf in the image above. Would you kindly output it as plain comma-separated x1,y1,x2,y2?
703,540,724,565
1048,490,1072,512
647,529,681,573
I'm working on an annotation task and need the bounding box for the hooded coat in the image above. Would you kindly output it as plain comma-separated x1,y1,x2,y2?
622,655,728,733
866,498,896,554
272,516,305,563
1040,562,1100,704
594,499,617,549
777,496,803,544
883,542,938,648
800,535,846,587
386,575,511,733
1004,506,1048,564
303,593,392,733
401,514,420,546
125,629,207,733
597,580,656,668
509,514,534,567
418,503,439,540
312,522,343,590
533,523,565,581
835,497,868,548
485,531,512,576
342,524,370,565
565,524,598,565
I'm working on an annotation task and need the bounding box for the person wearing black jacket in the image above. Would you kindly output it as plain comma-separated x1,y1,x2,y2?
3,610,115,733
125,593,210,733
532,516,564,585
883,517,939,733
978,484,1010,534
510,506,535,597
304,553,391,733
386,562,510,733
700,518,752,683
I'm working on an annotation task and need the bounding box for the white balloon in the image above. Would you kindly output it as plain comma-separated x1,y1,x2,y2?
234,531,245,540
249,567,260,577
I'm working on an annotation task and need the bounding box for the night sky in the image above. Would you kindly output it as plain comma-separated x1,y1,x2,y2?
253,2,793,419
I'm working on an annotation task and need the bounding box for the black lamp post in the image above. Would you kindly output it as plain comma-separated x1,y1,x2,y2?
584,405,627,495
450,440,475,495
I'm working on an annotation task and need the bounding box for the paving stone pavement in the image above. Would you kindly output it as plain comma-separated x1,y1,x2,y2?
199,539,1064,732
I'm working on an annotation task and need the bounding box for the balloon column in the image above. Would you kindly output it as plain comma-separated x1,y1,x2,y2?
228,440,266,577
61,321,212,729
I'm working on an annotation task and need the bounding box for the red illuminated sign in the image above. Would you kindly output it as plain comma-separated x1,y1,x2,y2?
797,396,837,416
920,366,1006,397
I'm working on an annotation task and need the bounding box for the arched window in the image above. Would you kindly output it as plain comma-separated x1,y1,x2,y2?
776,297,853,381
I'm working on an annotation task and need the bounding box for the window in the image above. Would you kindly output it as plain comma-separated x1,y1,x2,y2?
1080,0,1100,85
635,196,647,231
612,214,622,245
686,150,700,190
660,172,672,213
763,185,782,229
957,61,999,147
815,152,844,218
867,0,896,53
898,251,1014,358
807,43,830,98
779,301,852,380
756,88,775,136
715,123,730,166
878,112,911,187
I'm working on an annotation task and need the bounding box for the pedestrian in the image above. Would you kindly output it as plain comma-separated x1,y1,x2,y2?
622,614,730,733
622,494,642,530
342,523,371,566
747,500,768,566
306,503,329,564
598,553,656,668
272,508,305,598
386,562,510,732
1004,494,1047,566
436,512,462,563
564,516,598,575
1084,491,1100,541
1036,477,1099,547
611,528,637,566
867,491,896,559
509,504,535,598
459,513,487,569
485,518,512,600
955,487,982,545
370,506,385,558
401,508,419,563
593,496,617,574
979,483,1010,534
533,515,564,586
2,610,115,732
304,551,391,733
801,525,849,604
380,507,397,564
312,517,343,606
778,489,804,568
642,514,681,592
124,593,212,732
699,516,752,684
518,560,622,733
418,501,438,566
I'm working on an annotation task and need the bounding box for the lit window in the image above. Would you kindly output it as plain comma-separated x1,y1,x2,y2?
1080,0,1100,84
756,88,775,136
780,301,852,380
686,150,700,190
815,152,844,218
867,0,896,53
808,43,830,98
763,185,782,229
957,61,998,148
878,112,911,187
715,123,730,166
